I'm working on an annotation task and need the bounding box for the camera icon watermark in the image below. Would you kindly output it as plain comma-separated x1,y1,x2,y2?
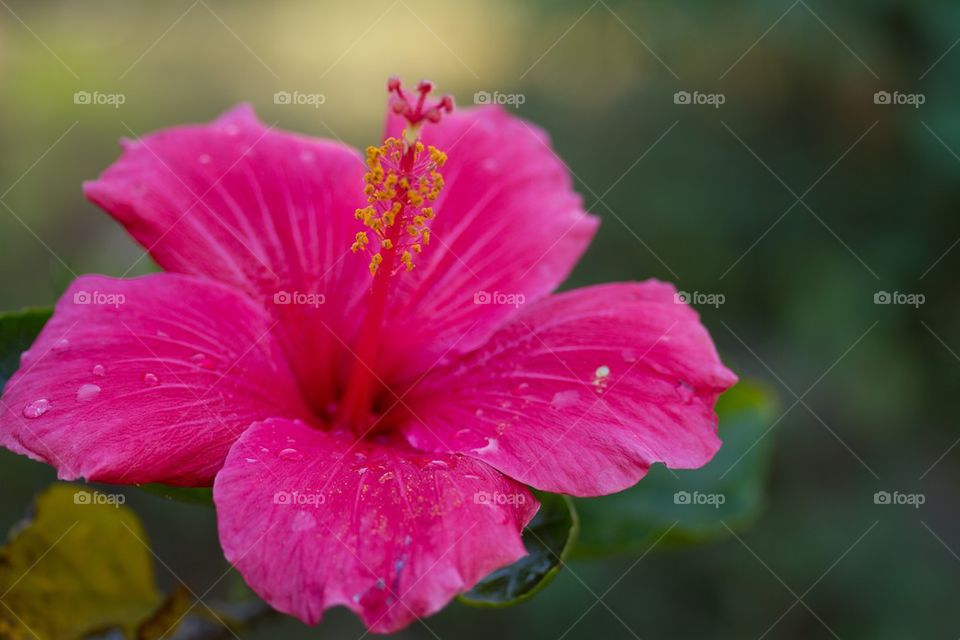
474,290,525,307
73,290,126,308
74,490,126,508
273,90,326,108
273,290,326,308
674,291,725,308
474,490,527,506
873,291,924,308
473,90,526,109
873,490,925,509
73,91,126,109
673,490,726,508
273,490,325,506
674,90,726,109
873,90,924,108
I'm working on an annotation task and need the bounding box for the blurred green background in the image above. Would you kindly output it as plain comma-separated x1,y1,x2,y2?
1,0,958,637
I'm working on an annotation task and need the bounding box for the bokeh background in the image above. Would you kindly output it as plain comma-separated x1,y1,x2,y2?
1,0,958,637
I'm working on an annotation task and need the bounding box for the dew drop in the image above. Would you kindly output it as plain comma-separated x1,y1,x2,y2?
223,124,239,136
244,457,258,463
198,153,212,165
143,372,159,386
76,383,101,402
52,338,70,351
22,398,50,419
675,380,695,403
379,471,395,483
190,353,215,369
278,448,303,461
511,382,530,396
621,349,638,363
550,389,580,409
92,364,106,377
291,511,317,532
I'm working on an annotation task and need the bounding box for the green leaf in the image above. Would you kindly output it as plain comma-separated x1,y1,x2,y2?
0,308,52,390
135,483,214,506
573,381,778,557
0,484,163,640
459,492,578,608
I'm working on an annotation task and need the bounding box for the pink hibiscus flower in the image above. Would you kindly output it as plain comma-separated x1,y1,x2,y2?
0,79,736,633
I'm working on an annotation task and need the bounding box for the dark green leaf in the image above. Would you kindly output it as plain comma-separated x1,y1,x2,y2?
0,308,52,391
459,492,578,608
135,483,214,506
573,381,778,557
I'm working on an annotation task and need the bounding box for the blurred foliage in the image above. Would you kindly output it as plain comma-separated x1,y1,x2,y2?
0,485,162,639
574,381,777,556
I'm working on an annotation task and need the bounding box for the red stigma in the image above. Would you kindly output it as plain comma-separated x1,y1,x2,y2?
387,77,454,128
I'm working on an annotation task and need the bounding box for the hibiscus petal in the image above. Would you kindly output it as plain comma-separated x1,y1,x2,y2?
378,105,599,380
399,281,738,497
83,105,369,411
214,417,537,633
0,274,310,485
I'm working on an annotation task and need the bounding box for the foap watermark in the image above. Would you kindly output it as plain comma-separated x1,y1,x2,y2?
474,90,525,109
273,490,326,506
675,291,725,308
874,90,925,109
874,291,924,308
674,90,725,108
474,490,527,506
273,290,326,308
673,491,727,509
674,490,726,508
273,90,326,108
874,490,925,509
73,91,126,109
474,290,525,307
73,290,125,307
74,491,126,508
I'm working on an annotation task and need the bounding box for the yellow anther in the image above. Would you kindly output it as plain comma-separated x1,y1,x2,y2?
369,253,383,275
407,224,419,237
428,146,447,167
421,207,434,219
407,190,424,207
412,243,422,253
401,251,415,271
350,231,369,253
382,239,394,249
413,215,425,226
422,229,431,245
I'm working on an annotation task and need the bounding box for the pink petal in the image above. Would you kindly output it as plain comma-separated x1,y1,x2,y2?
399,281,738,497
214,417,537,633
83,105,370,412
0,274,310,485
377,105,599,380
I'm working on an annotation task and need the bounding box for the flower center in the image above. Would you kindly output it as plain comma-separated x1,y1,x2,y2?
336,78,453,436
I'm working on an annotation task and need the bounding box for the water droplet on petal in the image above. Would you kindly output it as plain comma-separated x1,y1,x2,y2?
621,349,638,363
23,398,50,418
76,383,101,402
511,382,530,396
278,448,303,461
379,471,395,483
143,373,159,386
190,353,214,369
198,153,212,165
52,339,70,351
92,364,106,376
473,437,499,455
551,389,580,409
291,511,317,532
675,380,695,403
244,457,258,463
